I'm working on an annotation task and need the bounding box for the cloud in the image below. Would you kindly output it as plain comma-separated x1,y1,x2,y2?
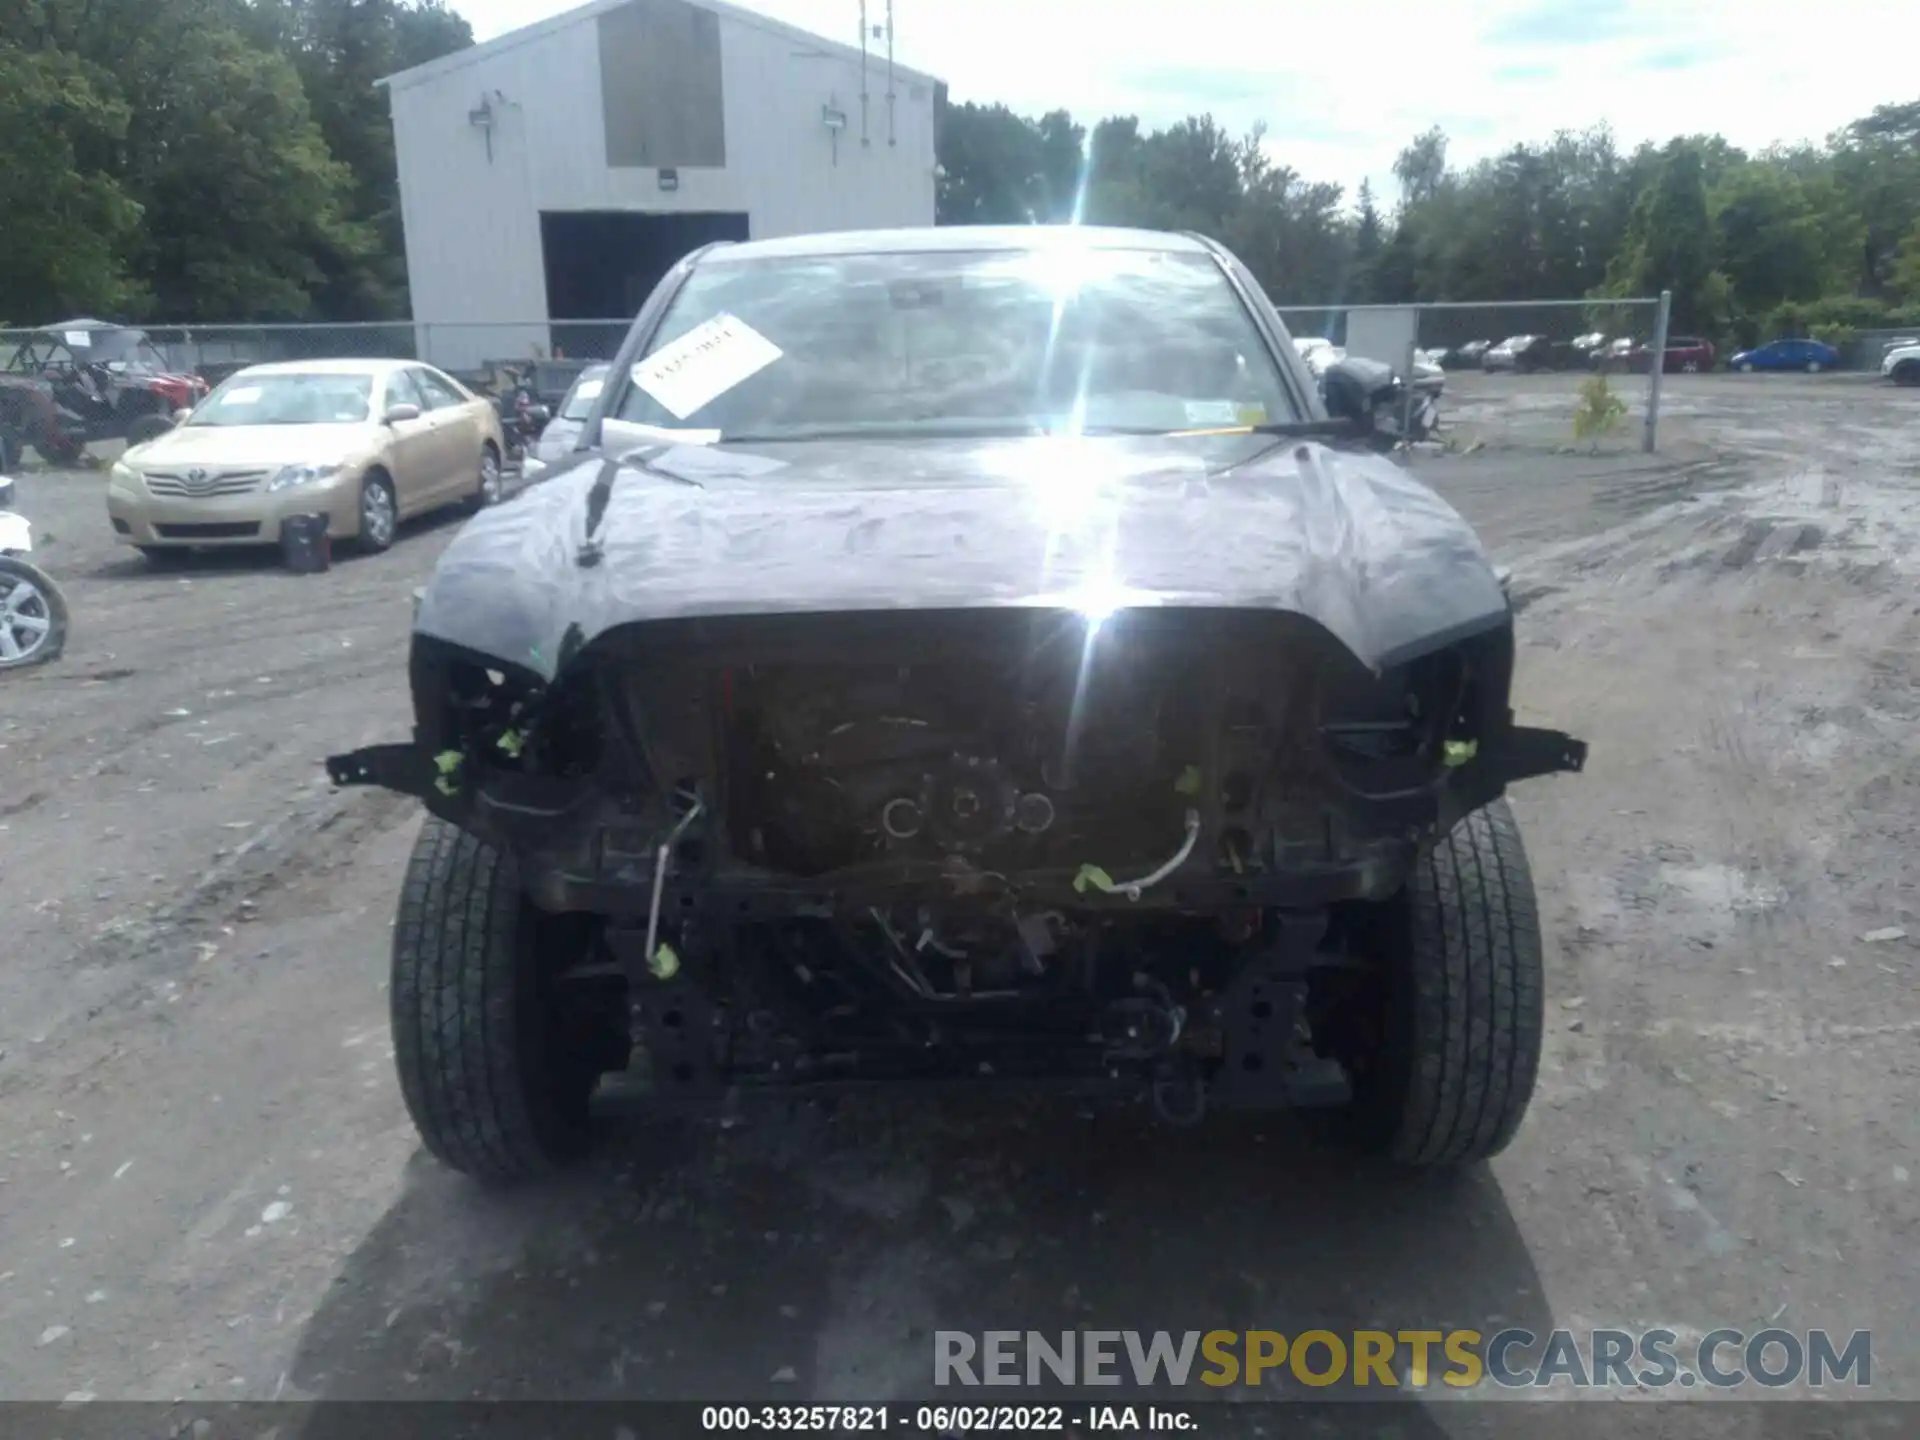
1638,42,1723,71
1113,66,1280,108
1483,0,1639,47
1491,62,1557,82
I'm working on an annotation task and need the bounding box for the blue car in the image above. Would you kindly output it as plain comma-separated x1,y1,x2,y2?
1729,338,1840,373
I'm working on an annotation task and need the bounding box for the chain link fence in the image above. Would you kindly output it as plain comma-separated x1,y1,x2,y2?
1275,296,1673,453
5,297,1684,449
0,321,637,398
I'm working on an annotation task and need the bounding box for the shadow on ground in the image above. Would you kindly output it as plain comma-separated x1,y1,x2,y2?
78,509,470,583
287,1098,1555,1437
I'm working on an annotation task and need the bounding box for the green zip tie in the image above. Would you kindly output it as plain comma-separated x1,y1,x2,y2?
1073,864,1118,895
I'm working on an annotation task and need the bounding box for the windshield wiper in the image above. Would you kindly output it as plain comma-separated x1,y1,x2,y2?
1074,419,1354,439
576,446,704,568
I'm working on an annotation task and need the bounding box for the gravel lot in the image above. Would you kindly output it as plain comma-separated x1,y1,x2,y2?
1,373,1917,1428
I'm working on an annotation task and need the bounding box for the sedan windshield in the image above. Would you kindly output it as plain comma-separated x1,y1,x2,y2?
190,373,373,427
612,246,1298,439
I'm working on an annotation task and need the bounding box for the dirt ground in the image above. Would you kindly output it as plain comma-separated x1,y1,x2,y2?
1,373,1917,1426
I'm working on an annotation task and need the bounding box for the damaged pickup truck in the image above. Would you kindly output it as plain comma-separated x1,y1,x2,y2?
329,226,1586,1184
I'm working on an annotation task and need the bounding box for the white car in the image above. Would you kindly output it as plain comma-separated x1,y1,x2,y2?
522,363,610,482
1881,343,1920,387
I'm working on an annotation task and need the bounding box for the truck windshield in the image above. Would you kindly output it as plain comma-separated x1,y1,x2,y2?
611,246,1297,440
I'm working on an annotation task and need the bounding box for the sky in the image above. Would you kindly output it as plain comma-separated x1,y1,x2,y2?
449,0,1916,208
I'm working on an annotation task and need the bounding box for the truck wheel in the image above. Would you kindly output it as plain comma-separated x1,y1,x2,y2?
1331,800,1545,1166
390,818,598,1183
0,424,21,472
34,431,85,468
1895,361,1920,387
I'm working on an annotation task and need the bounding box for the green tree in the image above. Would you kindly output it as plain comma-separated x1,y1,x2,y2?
1349,179,1383,300
0,0,465,322
1221,126,1347,303
251,0,474,315
1711,161,1859,322
1034,109,1087,220
1603,138,1720,331
1393,127,1448,206
1829,101,1920,294
1891,219,1920,302
936,101,1059,224
0,42,144,319
116,26,375,319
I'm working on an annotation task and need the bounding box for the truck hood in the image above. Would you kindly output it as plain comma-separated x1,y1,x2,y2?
415,433,1509,683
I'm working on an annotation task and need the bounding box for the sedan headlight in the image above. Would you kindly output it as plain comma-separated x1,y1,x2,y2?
267,463,342,492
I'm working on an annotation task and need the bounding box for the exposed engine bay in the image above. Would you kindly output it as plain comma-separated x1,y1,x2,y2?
724,634,1199,881
332,606,1584,1120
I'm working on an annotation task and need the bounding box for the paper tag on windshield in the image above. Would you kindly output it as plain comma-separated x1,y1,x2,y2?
631,313,782,420
65,330,93,349
574,378,604,403
224,386,262,405
1183,400,1240,426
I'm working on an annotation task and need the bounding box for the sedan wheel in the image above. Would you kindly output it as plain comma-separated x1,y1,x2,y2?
1807,360,1823,374
475,444,504,508
1738,362,1754,373
1681,360,1700,373
0,557,67,669
358,473,397,553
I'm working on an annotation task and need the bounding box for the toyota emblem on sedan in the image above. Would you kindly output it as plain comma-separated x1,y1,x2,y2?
186,468,209,486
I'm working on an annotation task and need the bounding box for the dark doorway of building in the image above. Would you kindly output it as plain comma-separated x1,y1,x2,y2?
540,210,748,358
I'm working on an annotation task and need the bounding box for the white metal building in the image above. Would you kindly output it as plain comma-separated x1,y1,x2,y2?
381,0,942,370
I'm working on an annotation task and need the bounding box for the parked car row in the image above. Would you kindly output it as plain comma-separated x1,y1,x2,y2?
1423,331,1880,376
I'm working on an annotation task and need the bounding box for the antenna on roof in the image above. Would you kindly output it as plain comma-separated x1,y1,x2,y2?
885,0,896,146
858,0,871,147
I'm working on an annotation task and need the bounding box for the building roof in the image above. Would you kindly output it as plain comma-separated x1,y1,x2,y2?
379,0,942,94
699,225,1216,261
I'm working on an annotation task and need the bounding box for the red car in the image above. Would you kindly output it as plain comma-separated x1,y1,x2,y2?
1629,335,1715,374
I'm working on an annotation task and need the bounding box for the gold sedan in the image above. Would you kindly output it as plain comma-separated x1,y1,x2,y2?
107,359,507,563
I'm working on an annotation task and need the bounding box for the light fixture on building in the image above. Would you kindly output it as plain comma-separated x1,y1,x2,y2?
658,167,680,192
822,101,848,165
468,94,496,163
467,89,514,164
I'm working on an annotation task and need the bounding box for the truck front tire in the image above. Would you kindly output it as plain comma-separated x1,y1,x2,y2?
391,817,598,1183
1337,799,1547,1166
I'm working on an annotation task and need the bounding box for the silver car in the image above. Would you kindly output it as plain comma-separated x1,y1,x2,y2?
522,364,610,482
